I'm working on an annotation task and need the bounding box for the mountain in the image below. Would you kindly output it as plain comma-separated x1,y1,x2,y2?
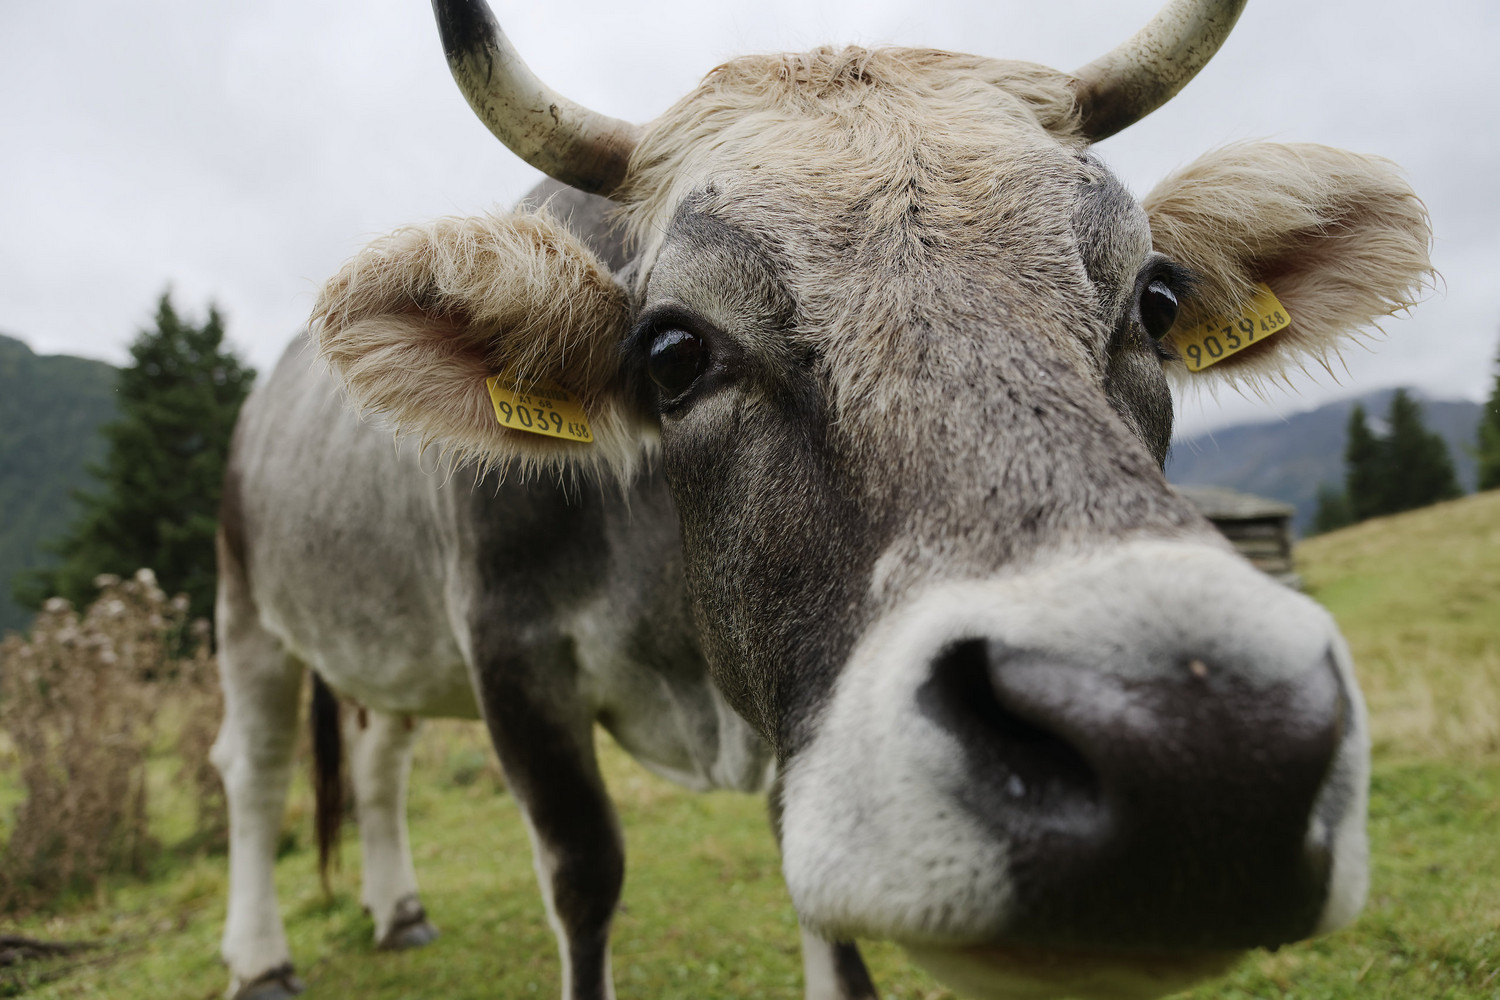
1167,388,1483,536
0,334,118,634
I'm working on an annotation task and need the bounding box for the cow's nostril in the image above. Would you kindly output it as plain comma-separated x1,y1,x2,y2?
920,640,1101,832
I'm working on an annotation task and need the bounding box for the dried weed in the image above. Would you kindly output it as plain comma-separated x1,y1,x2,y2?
0,570,225,912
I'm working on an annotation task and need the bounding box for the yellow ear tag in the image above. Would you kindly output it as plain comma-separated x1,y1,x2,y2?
1173,282,1291,372
485,376,593,443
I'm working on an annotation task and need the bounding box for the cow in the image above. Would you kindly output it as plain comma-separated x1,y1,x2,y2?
210,0,1432,997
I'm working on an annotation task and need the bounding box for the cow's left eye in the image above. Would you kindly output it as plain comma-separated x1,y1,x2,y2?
647,328,708,399
1140,279,1179,340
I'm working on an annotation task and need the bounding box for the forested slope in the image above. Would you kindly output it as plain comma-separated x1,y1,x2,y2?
0,334,117,634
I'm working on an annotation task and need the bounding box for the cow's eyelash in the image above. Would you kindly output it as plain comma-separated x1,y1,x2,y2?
1150,261,1197,299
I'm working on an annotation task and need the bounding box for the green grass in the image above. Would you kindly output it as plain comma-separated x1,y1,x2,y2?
1299,491,1500,761
3,740,1497,999
4,493,1500,998
0,725,957,1000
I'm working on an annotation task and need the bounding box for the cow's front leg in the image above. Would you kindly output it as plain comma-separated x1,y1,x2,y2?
472,640,623,1000
212,584,306,1000
345,708,439,950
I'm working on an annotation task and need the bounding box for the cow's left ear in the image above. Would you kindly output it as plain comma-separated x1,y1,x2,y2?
312,211,646,475
1142,142,1432,385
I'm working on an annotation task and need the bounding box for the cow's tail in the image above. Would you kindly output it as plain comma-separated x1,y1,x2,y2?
310,672,344,896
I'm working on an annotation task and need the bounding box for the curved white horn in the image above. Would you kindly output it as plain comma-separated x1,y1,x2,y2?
431,0,641,195
1072,0,1248,141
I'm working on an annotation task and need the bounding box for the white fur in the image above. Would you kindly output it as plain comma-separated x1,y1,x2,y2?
216,350,770,999
1312,633,1372,935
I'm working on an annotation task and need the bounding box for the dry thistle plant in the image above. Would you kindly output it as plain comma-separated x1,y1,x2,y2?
172,615,228,850
0,569,223,911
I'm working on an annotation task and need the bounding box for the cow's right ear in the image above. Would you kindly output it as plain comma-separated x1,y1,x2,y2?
312,211,645,475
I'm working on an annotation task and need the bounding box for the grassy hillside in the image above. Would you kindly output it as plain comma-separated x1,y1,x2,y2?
1299,489,1500,760
3,494,1498,998
0,334,117,634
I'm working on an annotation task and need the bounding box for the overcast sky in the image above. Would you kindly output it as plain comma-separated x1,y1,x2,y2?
2,0,1496,436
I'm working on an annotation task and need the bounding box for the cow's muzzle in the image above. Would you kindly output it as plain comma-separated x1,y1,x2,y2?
920,634,1344,950
779,539,1370,991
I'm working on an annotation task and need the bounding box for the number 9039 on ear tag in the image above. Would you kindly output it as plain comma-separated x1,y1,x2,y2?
485,376,594,443
1173,283,1292,372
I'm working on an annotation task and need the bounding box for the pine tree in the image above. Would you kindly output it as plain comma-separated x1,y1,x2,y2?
1310,483,1353,535
1380,389,1461,514
1343,403,1386,522
14,293,255,620
1479,337,1500,492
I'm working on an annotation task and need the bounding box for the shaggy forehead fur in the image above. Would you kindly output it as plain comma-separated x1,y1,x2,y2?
620,47,1085,246
621,47,1117,420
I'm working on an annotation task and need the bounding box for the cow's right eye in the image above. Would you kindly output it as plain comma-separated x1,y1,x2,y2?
647,328,708,399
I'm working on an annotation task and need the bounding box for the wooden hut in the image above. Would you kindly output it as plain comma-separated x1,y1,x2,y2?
1175,485,1299,588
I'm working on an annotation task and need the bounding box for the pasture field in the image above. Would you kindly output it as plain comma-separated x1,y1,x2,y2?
3,491,1498,999
1297,491,1500,762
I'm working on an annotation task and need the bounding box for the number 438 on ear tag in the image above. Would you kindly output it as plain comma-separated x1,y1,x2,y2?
485,376,594,443
1173,283,1292,372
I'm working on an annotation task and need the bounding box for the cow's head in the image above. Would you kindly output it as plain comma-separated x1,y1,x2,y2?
312,0,1429,995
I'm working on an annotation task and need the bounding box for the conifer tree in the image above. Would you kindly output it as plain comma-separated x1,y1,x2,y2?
14,293,254,620
1310,483,1353,535
1380,389,1461,514
1338,391,1463,526
1343,403,1386,522
1479,337,1500,492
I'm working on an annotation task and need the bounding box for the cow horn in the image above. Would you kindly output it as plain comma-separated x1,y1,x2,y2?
430,0,641,195
1071,0,1247,141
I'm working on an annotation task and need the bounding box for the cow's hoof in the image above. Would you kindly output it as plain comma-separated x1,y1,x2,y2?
380,918,439,950
377,895,439,951
234,963,305,1000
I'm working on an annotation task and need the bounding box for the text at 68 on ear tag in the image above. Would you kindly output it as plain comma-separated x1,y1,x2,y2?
485,376,593,443
1174,282,1291,372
